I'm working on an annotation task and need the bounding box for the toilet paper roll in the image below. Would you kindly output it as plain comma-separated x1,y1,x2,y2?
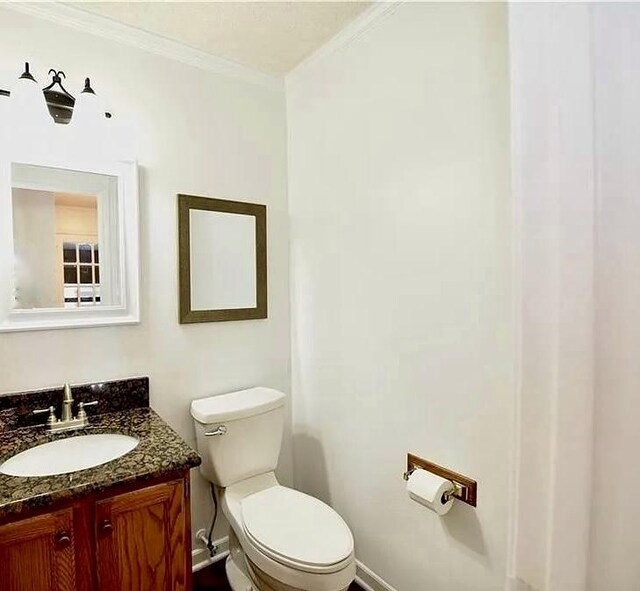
406,469,455,515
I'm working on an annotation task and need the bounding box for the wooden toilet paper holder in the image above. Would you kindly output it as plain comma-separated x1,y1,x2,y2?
403,453,477,507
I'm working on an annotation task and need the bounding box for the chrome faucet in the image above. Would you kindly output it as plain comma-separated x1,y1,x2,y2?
32,383,98,433
61,383,74,422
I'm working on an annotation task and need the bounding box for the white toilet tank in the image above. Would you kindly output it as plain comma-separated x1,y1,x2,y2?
191,387,285,488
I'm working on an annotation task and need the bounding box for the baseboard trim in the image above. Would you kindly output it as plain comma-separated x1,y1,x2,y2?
355,560,398,591
193,539,394,591
193,541,529,591
192,536,230,573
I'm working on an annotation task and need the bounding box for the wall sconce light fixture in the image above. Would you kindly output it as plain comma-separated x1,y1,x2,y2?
0,62,111,125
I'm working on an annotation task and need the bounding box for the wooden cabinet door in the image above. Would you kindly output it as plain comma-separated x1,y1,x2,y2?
95,479,187,591
0,508,76,591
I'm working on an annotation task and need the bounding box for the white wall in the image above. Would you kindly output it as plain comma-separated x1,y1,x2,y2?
287,4,513,589
508,4,596,590
0,6,291,544
589,5,640,590
510,5,640,590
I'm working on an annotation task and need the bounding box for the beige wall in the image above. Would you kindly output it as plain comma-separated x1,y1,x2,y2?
55,200,98,237
287,4,513,589
0,6,291,546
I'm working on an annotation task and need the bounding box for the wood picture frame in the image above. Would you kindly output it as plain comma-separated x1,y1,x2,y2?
178,194,267,323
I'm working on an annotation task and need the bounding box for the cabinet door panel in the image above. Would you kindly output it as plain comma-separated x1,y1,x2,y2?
95,480,186,591
0,508,76,591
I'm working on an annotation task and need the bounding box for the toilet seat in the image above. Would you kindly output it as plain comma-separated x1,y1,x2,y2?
241,486,354,574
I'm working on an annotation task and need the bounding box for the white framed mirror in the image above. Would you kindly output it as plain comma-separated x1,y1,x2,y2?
0,158,139,332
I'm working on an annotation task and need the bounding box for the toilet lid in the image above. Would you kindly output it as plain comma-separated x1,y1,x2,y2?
241,486,354,572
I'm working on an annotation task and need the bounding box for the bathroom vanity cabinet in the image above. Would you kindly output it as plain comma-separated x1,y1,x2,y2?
0,471,191,591
0,380,200,591
0,506,76,590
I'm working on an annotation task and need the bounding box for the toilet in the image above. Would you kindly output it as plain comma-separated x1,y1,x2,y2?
191,387,356,591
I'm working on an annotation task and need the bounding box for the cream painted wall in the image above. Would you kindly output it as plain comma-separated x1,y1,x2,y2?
0,6,291,545
55,202,98,237
287,4,513,590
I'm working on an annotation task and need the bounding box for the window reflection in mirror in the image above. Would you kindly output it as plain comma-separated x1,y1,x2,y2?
11,164,120,311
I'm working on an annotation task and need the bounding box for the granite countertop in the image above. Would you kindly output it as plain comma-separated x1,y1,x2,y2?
0,406,201,520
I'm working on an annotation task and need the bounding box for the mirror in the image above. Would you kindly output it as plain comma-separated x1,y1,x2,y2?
0,160,139,332
178,194,267,323
11,164,119,310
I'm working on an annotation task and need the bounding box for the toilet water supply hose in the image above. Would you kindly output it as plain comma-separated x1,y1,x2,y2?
206,484,218,557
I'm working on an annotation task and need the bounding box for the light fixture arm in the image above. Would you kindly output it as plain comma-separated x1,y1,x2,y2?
19,62,36,82
82,78,96,95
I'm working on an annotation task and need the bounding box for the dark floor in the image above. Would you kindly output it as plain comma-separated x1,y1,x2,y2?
193,559,231,590
193,559,363,590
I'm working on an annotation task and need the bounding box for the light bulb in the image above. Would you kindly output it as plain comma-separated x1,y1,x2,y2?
71,77,106,129
9,63,51,129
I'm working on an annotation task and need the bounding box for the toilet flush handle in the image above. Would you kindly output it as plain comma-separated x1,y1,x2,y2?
205,425,228,437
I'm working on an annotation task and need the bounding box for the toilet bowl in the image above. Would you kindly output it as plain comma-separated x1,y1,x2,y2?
191,387,356,591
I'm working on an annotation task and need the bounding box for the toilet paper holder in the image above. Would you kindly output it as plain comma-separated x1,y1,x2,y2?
403,453,477,507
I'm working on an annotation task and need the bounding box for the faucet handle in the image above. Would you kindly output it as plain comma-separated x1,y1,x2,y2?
33,406,57,427
77,400,98,421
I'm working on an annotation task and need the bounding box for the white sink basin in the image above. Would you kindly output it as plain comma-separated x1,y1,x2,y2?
0,434,139,477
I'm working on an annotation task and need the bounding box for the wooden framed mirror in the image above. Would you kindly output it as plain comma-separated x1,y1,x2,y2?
178,194,267,323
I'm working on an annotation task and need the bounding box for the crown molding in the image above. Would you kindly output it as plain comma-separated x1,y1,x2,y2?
3,1,284,92
286,0,403,88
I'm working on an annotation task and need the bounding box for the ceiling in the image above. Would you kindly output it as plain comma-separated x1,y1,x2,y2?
66,1,372,76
